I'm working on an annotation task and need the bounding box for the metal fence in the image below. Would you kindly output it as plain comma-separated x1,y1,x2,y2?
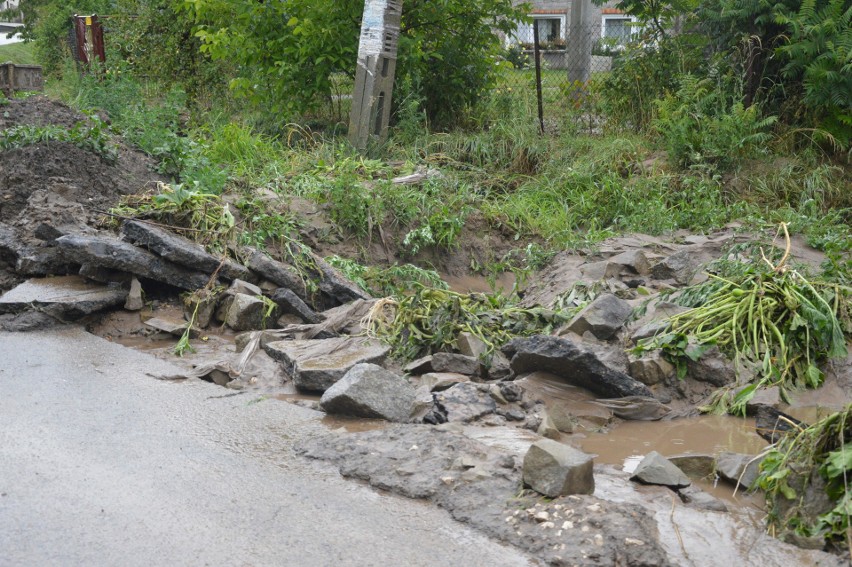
497,22,630,133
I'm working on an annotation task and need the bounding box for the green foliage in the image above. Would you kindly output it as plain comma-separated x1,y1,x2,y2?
756,406,852,550
182,0,527,128
325,255,447,297
776,0,852,144
364,285,573,361
654,74,777,171
0,116,117,161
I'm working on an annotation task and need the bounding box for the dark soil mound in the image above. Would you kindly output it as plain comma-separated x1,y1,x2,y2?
0,96,166,292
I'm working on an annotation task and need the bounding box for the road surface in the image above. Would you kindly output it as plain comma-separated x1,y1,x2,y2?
0,328,534,567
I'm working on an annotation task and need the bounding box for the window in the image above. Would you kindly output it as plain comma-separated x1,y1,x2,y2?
601,16,637,46
535,18,561,43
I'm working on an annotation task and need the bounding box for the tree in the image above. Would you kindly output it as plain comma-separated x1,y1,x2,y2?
181,0,527,128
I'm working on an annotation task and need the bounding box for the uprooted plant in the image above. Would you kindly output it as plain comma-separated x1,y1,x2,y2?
756,405,852,552
363,285,575,363
637,225,851,415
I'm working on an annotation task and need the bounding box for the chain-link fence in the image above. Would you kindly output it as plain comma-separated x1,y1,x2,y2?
496,21,634,132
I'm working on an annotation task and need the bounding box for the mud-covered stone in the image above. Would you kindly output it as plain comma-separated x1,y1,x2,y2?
227,278,262,297
121,220,252,282
320,363,416,422
522,439,595,497
685,346,737,386
0,275,127,319
628,352,675,385
144,316,199,338
537,414,561,440
57,234,211,291
678,485,728,512
608,250,651,275
456,332,488,360
225,292,267,331
668,454,715,479
631,451,691,488
418,372,469,392
504,335,652,398
562,294,633,340
124,277,144,311
430,383,497,423
264,336,390,392
592,396,671,421
431,352,481,377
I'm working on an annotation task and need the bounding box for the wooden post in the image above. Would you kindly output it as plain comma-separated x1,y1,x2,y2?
348,0,403,151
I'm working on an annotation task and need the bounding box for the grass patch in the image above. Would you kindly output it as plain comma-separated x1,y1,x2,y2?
0,41,38,65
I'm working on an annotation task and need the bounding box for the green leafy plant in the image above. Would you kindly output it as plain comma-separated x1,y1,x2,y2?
325,255,447,297
756,405,852,551
0,117,118,161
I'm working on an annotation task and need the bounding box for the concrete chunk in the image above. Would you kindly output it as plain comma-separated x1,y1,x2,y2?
0,276,127,319
320,363,416,422
523,439,595,497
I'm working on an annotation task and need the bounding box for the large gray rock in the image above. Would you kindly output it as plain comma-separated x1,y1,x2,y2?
124,277,144,311
668,454,715,479
242,248,308,300
716,452,762,489
562,294,633,340
320,363,416,422
427,383,497,423
57,234,210,290
264,337,390,392
225,292,268,331
608,250,651,275
121,220,252,282
311,254,372,306
503,335,652,398
456,332,488,360
685,346,737,386
271,287,322,324
522,439,595,497
0,276,127,319
651,250,700,285
418,372,469,392
144,316,200,338
630,451,691,488
404,353,481,377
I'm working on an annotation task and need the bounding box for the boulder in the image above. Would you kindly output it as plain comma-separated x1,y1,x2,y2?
271,287,323,324
628,352,675,386
630,451,691,488
225,292,268,331
685,346,737,386
432,352,481,377
716,452,762,489
264,337,390,392
678,485,728,512
485,350,512,381
650,250,700,285
428,383,497,423
121,220,253,282
608,250,651,275
144,316,199,338
310,254,372,306
320,363,416,422
57,234,210,291
183,288,222,328
504,335,652,398
537,414,561,440
561,294,633,340
522,439,595,497
227,279,263,297
0,276,127,319
456,332,488,360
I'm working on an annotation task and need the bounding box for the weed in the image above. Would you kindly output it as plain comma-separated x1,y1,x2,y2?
325,256,447,297
0,117,118,162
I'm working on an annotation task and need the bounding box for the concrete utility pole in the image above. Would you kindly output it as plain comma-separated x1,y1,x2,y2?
566,0,594,85
348,0,402,151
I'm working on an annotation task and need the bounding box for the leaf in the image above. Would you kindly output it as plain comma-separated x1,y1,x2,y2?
684,342,714,362
823,445,852,479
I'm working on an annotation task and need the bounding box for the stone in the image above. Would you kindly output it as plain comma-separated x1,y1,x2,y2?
562,294,633,340
15,246,77,277
630,320,671,343
144,316,199,338
628,352,675,386
0,276,127,319
745,386,782,413
419,372,469,392
431,383,497,423
504,335,652,398
271,287,322,324
547,402,577,433
225,292,268,331
121,220,253,282
650,250,700,285
678,485,728,512
755,406,804,443
485,350,512,381
592,396,671,421
431,352,480,377
320,363,416,422
716,452,762,489
685,346,737,386
310,251,372,306
488,383,508,405
264,337,390,392
78,264,133,285
522,439,595,497
57,234,211,291
183,288,222,328
498,382,523,402
608,250,651,275
404,355,434,375
227,279,263,297
242,247,308,300
630,451,691,488
457,332,488,360
537,414,561,440
124,277,144,311
668,454,715,479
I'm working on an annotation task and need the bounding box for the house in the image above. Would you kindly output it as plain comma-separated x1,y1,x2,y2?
511,0,639,50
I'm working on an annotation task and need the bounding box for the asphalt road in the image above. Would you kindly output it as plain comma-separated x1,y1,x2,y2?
0,328,534,567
